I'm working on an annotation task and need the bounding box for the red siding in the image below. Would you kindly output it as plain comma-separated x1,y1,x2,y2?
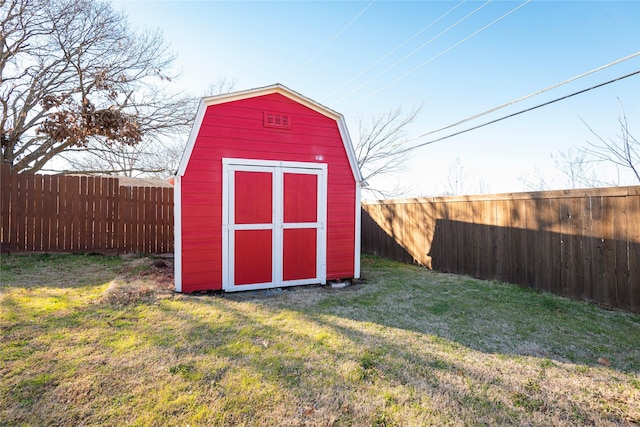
180,93,356,292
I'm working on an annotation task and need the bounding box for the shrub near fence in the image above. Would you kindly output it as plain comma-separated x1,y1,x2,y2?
362,186,640,313
0,164,173,254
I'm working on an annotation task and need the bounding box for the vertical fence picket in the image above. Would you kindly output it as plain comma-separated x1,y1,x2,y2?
79,176,88,251
134,187,141,252
570,197,585,300
0,165,10,252
159,188,167,253
16,173,28,251
627,189,640,312
108,178,117,251
601,196,617,308
70,176,80,251
168,186,174,253
613,195,629,310
146,187,154,253
117,184,126,252
24,173,36,251
48,175,59,251
581,195,595,301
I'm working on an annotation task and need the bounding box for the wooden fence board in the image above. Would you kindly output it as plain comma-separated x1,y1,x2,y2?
91,176,100,250
570,197,584,301
79,176,88,251
628,194,640,312
0,165,9,252
544,198,558,294
134,186,141,252
45,175,57,251
495,201,508,282
8,169,18,252
118,186,127,251
522,199,535,287
25,174,36,251
16,173,27,251
34,175,43,252
581,195,594,302
166,187,173,253
105,178,114,250
601,197,616,308
70,176,80,251
590,196,605,304
613,196,629,311
146,187,154,253
124,187,133,252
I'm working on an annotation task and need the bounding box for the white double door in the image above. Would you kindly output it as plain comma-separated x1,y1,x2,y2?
222,158,327,291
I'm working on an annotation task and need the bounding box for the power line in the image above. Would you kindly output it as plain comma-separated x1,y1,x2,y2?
354,0,531,105
418,51,640,137
333,0,493,105
396,70,640,155
323,0,467,102
290,0,375,80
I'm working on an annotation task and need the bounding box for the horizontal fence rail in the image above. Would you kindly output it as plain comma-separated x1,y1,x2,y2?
362,186,640,313
0,164,173,254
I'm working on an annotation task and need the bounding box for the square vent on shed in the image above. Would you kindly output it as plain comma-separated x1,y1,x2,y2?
263,111,291,129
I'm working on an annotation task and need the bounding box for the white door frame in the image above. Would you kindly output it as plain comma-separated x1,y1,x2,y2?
222,158,327,292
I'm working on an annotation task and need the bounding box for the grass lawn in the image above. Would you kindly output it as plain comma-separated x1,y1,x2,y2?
1,253,639,426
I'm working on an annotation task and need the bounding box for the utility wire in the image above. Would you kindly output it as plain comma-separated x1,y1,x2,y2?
333,0,492,105
396,70,640,155
354,0,530,105
419,51,640,137
290,0,375,80
323,0,467,102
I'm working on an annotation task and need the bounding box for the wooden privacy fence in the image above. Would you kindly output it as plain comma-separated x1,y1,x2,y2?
0,164,173,254
362,186,640,313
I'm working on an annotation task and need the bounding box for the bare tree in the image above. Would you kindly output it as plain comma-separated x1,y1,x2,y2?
204,77,237,97
444,157,467,196
581,107,639,184
61,77,237,177
58,138,185,178
520,148,614,191
552,147,616,188
355,106,421,198
419,157,490,196
521,106,638,191
519,166,552,191
1,0,194,173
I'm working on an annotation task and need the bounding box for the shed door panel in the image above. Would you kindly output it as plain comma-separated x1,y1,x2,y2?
232,170,274,287
234,229,272,285
284,173,317,223
234,171,272,224
224,160,327,292
282,172,319,282
283,228,317,281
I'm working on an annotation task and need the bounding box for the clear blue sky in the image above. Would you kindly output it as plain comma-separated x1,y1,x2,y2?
115,0,640,197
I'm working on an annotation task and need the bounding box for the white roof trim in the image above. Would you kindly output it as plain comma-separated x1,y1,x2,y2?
176,84,365,185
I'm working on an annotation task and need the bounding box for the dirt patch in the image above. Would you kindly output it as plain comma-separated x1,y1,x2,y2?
100,258,175,306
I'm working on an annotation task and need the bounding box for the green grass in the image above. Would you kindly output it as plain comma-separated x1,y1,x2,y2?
1,253,639,426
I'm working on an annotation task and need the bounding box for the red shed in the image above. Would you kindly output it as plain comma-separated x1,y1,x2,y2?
174,84,365,292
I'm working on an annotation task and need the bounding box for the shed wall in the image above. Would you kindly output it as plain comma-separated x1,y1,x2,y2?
180,93,356,292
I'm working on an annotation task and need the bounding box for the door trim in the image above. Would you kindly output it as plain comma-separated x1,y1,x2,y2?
222,158,327,292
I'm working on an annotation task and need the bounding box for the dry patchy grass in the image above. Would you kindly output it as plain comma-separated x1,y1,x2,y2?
1,253,638,426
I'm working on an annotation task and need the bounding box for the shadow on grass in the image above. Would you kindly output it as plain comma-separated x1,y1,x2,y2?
162,279,640,425
2,253,639,425
225,255,640,374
